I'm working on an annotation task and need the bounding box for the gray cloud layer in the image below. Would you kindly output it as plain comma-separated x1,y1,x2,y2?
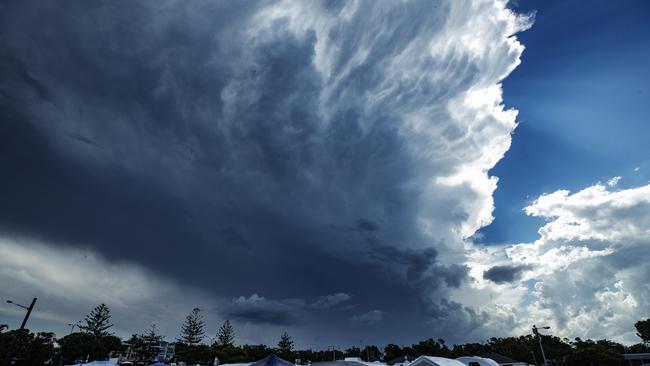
0,0,528,346
483,265,530,284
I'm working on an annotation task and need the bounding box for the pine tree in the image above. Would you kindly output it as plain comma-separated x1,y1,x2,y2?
141,324,164,361
178,308,205,346
215,320,235,347
278,331,294,353
79,303,113,336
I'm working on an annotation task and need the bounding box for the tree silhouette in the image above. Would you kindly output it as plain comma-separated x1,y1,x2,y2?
178,308,205,346
216,320,235,347
141,324,164,361
636,319,650,345
79,303,113,336
278,331,294,358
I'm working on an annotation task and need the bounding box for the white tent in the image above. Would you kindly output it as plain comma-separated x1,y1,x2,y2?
409,356,467,366
65,361,117,366
456,357,500,366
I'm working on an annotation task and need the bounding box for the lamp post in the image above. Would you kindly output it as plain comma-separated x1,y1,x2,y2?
6,298,37,331
532,325,550,366
4,298,38,365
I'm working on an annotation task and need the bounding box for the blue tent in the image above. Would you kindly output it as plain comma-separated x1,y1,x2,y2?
250,354,294,366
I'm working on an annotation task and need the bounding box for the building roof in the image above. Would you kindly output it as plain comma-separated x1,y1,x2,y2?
624,353,650,360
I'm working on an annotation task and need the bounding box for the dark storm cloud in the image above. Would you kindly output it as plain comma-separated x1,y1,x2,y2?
0,0,528,345
0,0,435,294
349,310,383,326
220,295,304,326
370,245,468,290
220,292,353,326
356,219,380,232
309,293,352,310
483,265,531,284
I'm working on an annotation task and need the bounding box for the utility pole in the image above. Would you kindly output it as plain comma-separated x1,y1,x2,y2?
4,298,38,365
532,325,550,366
328,346,337,361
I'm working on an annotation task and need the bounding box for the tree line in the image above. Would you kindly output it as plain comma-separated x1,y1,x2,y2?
1,303,649,366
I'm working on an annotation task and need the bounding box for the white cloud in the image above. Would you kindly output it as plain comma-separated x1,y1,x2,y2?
0,237,217,339
607,176,621,187
471,182,650,344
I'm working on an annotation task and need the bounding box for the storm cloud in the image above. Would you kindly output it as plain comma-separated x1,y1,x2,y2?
0,0,529,346
483,265,530,284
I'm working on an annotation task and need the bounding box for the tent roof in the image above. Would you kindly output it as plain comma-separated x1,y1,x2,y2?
387,356,410,365
411,356,466,366
456,356,500,366
481,353,519,364
250,354,294,366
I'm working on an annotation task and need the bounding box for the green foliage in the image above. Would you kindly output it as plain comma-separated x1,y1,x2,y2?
216,344,250,363
179,308,206,346
293,347,343,362
412,338,451,358
361,345,382,362
635,319,650,345
628,342,650,353
175,343,214,365
384,343,406,362
1,313,649,366
216,320,236,347
0,329,55,365
344,346,361,358
486,335,538,364
278,332,294,360
241,344,274,361
79,303,113,337
57,332,123,364
126,324,165,362
450,343,488,358
141,324,164,360
566,339,624,366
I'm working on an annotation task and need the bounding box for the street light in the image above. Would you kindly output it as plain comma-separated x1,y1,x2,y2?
6,300,29,310
6,298,37,333
4,298,37,366
532,325,551,366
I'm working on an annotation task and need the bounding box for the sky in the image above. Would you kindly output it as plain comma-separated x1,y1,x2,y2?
480,0,650,244
1,0,649,349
